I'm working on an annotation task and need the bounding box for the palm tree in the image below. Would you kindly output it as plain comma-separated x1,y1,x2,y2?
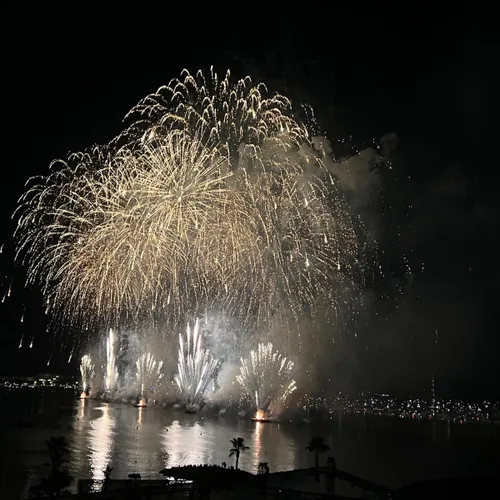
43,436,72,497
40,470,72,498
306,436,330,482
102,465,113,492
228,437,249,470
46,437,69,475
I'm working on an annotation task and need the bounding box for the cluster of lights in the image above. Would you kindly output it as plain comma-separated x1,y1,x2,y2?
0,375,77,390
296,393,500,424
2,374,498,425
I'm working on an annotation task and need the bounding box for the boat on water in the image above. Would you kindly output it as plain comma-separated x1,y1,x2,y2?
252,409,277,423
251,417,273,423
134,397,147,408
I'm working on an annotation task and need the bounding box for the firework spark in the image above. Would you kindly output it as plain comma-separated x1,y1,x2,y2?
122,68,365,334
174,319,220,410
13,68,366,356
136,352,164,397
236,342,296,411
14,131,251,328
80,354,94,392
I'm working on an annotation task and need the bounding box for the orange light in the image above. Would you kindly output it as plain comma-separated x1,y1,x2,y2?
255,409,266,420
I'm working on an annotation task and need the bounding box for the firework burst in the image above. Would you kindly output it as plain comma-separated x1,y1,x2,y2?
174,319,220,410
14,130,242,326
123,68,365,332
122,68,309,158
13,68,367,357
236,342,296,411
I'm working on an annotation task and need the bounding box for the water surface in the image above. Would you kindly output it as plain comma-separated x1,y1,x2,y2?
2,390,499,497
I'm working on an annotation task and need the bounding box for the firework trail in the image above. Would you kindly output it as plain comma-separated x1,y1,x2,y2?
236,342,296,411
13,68,367,355
174,319,220,410
136,352,164,397
80,354,95,392
105,329,118,391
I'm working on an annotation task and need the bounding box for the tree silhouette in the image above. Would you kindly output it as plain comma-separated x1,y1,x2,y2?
306,436,330,482
40,470,72,497
46,437,69,475
229,437,249,471
102,465,113,492
41,436,73,497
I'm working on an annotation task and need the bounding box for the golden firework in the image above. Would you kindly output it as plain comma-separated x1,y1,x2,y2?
14,68,366,352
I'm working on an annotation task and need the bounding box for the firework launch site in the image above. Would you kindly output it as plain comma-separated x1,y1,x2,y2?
2,52,499,499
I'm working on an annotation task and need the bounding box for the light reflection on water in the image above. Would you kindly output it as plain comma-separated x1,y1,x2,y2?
71,400,299,480
24,396,496,491
88,405,115,481
162,420,210,467
252,421,263,466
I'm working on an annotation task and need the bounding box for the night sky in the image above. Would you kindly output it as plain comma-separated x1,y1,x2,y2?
1,11,498,399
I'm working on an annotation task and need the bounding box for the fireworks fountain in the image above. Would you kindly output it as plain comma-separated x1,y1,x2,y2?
79,354,94,397
135,352,164,405
105,329,118,393
175,319,220,412
236,342,296,419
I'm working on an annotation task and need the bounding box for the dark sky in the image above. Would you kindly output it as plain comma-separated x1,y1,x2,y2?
1,10,498,398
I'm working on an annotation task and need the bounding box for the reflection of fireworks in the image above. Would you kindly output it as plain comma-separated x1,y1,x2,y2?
13,68,364,350
136,352,163,397
174,319,220,409
236,342,296,411
79,354,94,392
105,329,118,391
